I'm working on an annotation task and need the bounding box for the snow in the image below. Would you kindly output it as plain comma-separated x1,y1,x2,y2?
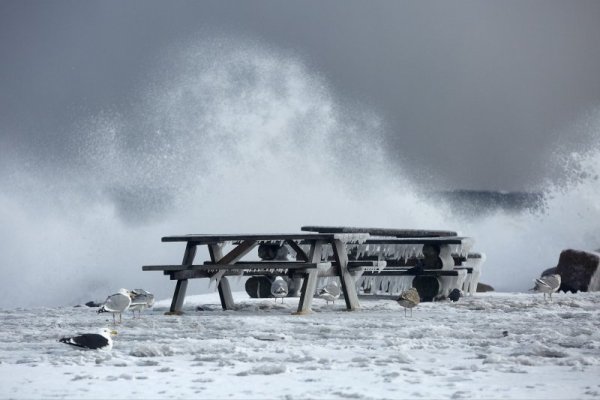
1,291,599,399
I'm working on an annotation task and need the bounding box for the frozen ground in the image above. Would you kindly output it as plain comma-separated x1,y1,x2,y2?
1,291,599,399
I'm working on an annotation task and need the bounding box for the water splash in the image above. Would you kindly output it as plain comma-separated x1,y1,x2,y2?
0,38,599,306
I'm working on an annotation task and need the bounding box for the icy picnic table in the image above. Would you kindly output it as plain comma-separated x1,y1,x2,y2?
143,227,477,315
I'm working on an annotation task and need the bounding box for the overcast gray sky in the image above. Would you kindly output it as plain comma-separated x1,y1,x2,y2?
2,0,600,190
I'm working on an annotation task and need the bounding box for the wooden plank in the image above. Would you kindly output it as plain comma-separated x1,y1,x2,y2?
346,257,467,268
158,261,332,281
209,243,233,310
170,270,211,280
332,238,360,311
360,269,461,276
205,261,326,269
285,239,309,262
162,233,336,244
217,277,234,310
144,265,191,271
146,262,326,272
218,240,257,264
302,226,458,237
295,241,323,314
167,279,188,315
171,268,326,280
363,237,472,245
169,242,196,314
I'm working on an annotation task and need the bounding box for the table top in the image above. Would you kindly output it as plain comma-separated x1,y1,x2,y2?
161,233,341,244
363,237,472,245
301,226,458,237
160,233,473,247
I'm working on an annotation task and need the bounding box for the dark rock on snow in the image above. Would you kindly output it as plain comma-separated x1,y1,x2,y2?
554,249,600,292
476,282,495,292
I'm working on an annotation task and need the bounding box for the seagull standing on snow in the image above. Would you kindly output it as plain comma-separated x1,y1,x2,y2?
317,281,341,305
531,274,561,301
98,288,131,324
129,289,155,318
59,328,117,350
396,287,420,317
270,277,289,303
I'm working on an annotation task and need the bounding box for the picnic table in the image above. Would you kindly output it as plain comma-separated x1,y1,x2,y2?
143,227,483,314
143,233,371,314
302,226,480,301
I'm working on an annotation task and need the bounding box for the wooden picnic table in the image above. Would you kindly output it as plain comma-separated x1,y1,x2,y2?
143,228,480,314
143,233,368,315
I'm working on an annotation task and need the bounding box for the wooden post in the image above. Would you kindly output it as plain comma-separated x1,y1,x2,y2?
332,238,360,311
210,241,256,310
295,240,323,315
170,279,188,314
168,242,197,314
217,277,234,310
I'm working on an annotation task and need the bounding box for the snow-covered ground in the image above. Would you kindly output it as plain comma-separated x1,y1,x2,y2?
1,291,599,399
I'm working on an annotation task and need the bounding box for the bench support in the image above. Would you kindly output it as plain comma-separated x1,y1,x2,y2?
332,238,360,311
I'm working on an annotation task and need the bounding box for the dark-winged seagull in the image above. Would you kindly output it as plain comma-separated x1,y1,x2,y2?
129,289,155,318
317,281,341,305
396,287,420,317
270,277,289,303
98,288,131,324
59,328,117,350
531,274,561,301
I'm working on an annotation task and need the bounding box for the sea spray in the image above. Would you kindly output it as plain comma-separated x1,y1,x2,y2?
458,148,600,291
0,39,440,307
0,38,599,306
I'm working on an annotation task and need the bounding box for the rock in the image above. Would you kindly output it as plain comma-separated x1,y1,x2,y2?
476,282,494,292
555,249,600,292
85,301,102,307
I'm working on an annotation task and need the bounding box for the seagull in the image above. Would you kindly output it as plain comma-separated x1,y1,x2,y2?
396,287,420,317
59,328,117,350
129,289,155,318
448,288,462,302
317,281,341,305
98,288,131,324
531,274,561,301
270,277,289,303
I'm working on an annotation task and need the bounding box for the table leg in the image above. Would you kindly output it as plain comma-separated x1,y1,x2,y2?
295,240,322,314
332,239,360,311
168,242,197,314
217,277,235,310
169,279,188,315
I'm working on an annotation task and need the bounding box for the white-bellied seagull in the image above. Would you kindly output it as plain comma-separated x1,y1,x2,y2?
317,281,341,305
270,277,289,303
531,274,561,301
129,288,155,317
98,288,131,324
